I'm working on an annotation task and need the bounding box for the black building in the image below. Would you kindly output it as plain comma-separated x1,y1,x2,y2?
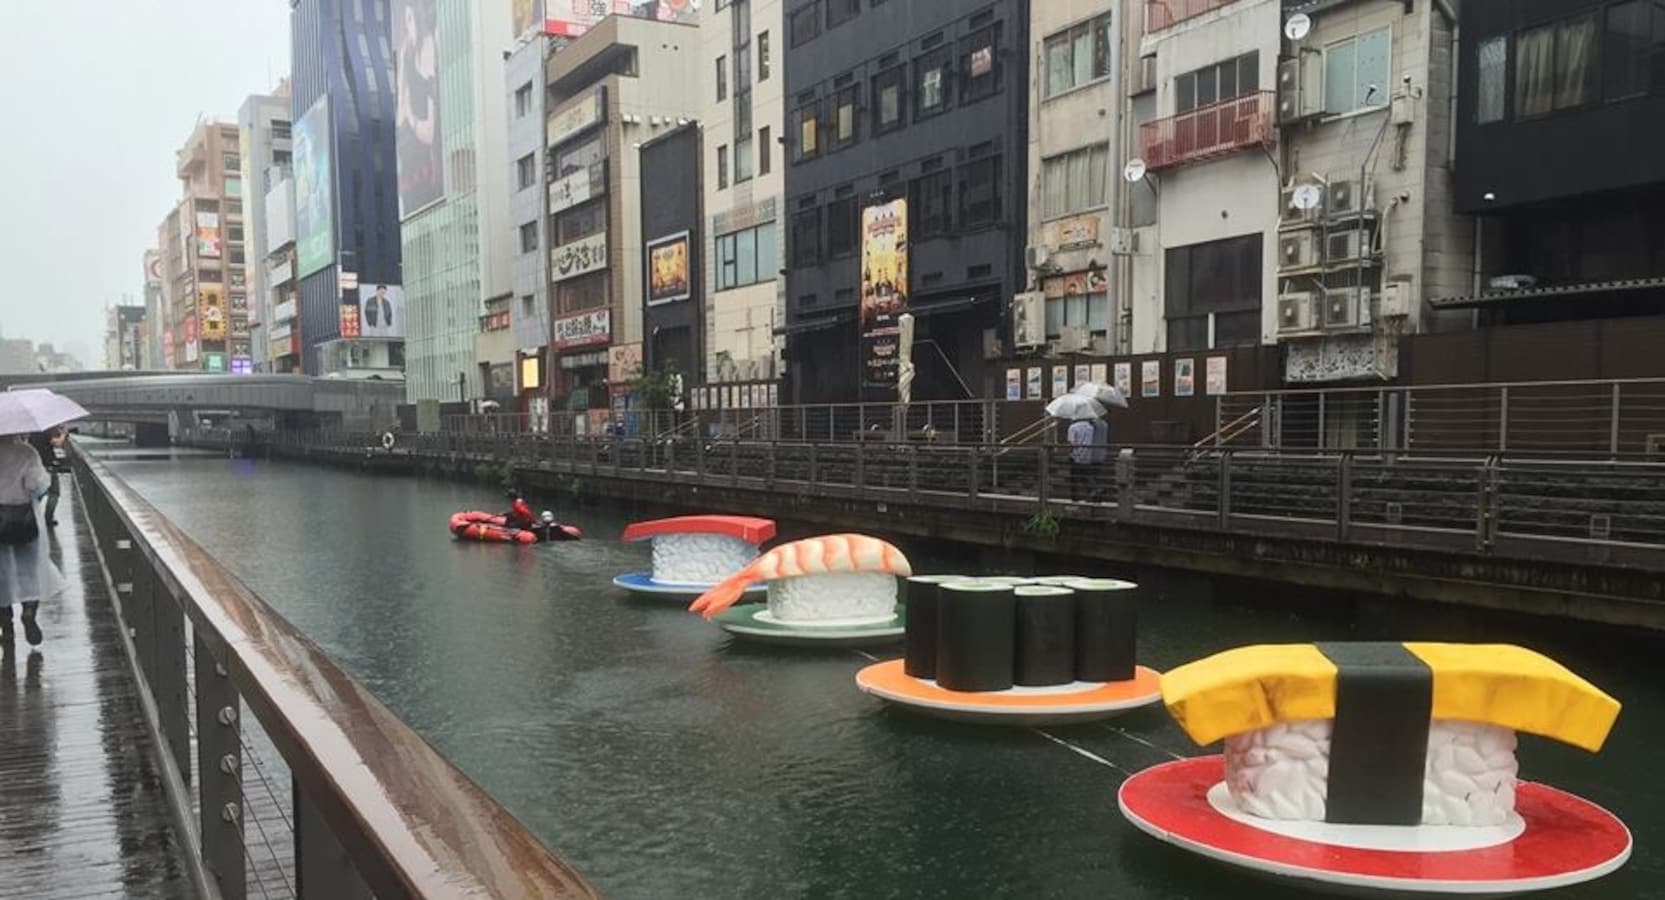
639,124,705,380
783,0,1029,403
1447,0,1665,325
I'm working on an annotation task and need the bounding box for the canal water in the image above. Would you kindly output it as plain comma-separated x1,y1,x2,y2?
100,452,1662,899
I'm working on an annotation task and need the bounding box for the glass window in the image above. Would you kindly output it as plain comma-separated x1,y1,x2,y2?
1515,24,1557,116
1176,52,1257,113
916,46,953,118
790,3,820,47
515,83,533,118
796,100,820,160
909,170,952,237
735,137,754,182
736,227,758,285
1040,144,1108,220
791,207,821,267
519,222,538,253
826,0,858,29
1476,36,1508,121
958,155,1001,228
1325,28,1390,113
718,144,729,189
516,153,536,189
556,200,605,244
1164,233,1262,350
759,126,771,175
556,272,607,313
1515,16,1597,117
1042,14,1111,98
833,84,858,146
736,46,752,89
1554,16,1598,108
827,196,857,257
873,66,906,134
1604,2,1650,100
556,135,603,176
756,221,777,279
717,55,728,101
758,31,771,81
961,24,1000,102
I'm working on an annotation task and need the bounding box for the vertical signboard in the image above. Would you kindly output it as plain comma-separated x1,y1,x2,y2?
859,198,908,387
294,94,335,277
646,231,691,306
395,0,445,217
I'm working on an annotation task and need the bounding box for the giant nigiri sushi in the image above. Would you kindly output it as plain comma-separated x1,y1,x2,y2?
689,533,912,621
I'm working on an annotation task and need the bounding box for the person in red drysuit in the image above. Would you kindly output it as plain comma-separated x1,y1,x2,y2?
504,490,536,529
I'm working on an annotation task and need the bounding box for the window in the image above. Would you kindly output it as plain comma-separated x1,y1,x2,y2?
833,84,859,147
1476,37,1508,122
718,144,730,189
791,207,821,266
1040,144,1109,220
759,31,771,81
796,98,821,161
827,196,858,257
961,25,1001,102
916,46,953,118
717,55,728,100
827,0,858,29
759,126,772,174
1164,234,1262,351
227,225,245,243
556,200,605,244
958,154,1000,228
555,135,603,177
223,153,241,172
1603,1,1661,101
1043,288,1110,339
873,66,906,134
1515,16,1597,116
716,222,778,289
735,136,754,182
520,222,538,253
1324,28,1391,114
1175,53,1258,113
516,153,536,189
791,3,820,46
515,82,533,118
1043,14,1111,97
556,272,607,313
909,170,952,237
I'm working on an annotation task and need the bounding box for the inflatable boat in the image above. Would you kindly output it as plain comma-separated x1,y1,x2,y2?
448,510,582,544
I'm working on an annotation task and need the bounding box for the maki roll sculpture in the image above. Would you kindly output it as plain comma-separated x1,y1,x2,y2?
1118,643,1632,896
613,515,775,599
689,534,913,646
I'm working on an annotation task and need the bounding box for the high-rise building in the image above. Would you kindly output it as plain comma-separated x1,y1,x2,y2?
397,0,513,401
543,15,700,427
159,119,248,373
291,0,406,379
104,304,147,371
142,249,165,369
700,0,783,391
238,84,293,375
505,21,552,424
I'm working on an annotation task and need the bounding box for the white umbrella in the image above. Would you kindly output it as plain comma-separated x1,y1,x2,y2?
1071,380,1129,409
0,389,88,436
895,313,916,407
1045,393,1107,421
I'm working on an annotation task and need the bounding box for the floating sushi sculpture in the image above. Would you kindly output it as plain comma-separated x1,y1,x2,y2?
612,515,775,599
1118,642,1632,897
855,577,1162,725
689,534,911,646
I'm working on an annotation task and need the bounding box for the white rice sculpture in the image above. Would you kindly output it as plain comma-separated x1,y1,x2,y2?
653,534,758,586
1224,719,1520,826
690,534,913,622
767,571,898,622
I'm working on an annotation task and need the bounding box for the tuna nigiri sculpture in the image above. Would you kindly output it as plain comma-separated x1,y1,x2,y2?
690,534,913,646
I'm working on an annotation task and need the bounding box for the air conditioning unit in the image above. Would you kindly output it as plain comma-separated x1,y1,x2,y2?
1012,291,1046,348
1055,326,1090,354
1279,228,1321,270
1025,245,1055,271
1281,175,1326,224
1328,179,1368,216
1277,292,1319,333
1137,56,1157,94
1325,227,1371,264
1323,287,1372,330
1277,54,1325,123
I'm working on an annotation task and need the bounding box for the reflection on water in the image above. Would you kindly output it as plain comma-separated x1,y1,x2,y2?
105,455,1664,899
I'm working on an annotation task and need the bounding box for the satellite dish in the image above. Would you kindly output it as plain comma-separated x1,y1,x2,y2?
1284,12,1312,41
1123,158,1148,183
1291,183,1323,211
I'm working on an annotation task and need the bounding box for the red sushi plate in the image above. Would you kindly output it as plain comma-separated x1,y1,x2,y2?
1118,756,1631,896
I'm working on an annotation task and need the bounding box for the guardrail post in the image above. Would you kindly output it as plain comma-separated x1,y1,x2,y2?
1475,457,1497,552
1337,453,1353,541
1218,451,1233,529
1117,449,1133,521
1610,383,1622,458
1317,394,1327,450
695,435,705,480
294,780,374,899
808,442,818,485
729,438,740,486
767,441,778,488
1036,446,1050,507
154,588,192,781
196,636,246,900
909,445,919,492
1385,391,1402,455
1497,386,1509,452
969,446,981,500
855,440,866,489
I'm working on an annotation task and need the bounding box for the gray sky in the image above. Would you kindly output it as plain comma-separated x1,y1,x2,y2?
0,1,291,364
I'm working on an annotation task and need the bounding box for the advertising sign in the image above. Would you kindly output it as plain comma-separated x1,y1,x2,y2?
543,0,700,38
231,357,254,375
1175,358,1196,397
548,166,594,214
547,88,605,147
552,232,608,282
646,231,691,306
200,289,226,340
1006,368,1021,400
1206,356,1228,395
394,0,444,217
1051,367,1067,398
1114,362,1132,399
1141,360,1161,398
859,198,908,387
339,295,362,338
1026,366,1042,399
608,342,642,388
350,283,405,339
554,308,611,349
520,353,542,390
144,249,162,285
204,352,226,373
196,211,222,259
294,94,336,277
512,0,543,38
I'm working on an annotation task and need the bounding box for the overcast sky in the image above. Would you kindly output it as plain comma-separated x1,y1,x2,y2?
0,1,291,364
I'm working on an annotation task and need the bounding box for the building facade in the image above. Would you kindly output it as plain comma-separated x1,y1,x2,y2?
291,0,406,380
238,84,293,374
544,15,700,427
640,123,705,380
103,305,147,371
701,0,784,388
160,120,247,373
398,0,513,401
142,249,165,369
782,0,1031,404
505,27,552,424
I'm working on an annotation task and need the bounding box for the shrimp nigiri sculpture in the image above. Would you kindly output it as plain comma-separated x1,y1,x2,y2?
690,534,912,634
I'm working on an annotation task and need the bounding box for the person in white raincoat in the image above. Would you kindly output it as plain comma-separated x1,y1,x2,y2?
0,435,65,645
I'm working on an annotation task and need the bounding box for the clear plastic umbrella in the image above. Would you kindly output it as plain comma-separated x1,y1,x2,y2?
0,389,89,436
1045,393,1107,421
1070,380,1129,409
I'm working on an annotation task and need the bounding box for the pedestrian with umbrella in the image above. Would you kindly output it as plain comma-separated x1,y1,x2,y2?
1045,393,1107,503
1072,381,1128,497
0,390,88,645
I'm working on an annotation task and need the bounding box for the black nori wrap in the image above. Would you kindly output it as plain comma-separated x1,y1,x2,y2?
902,575,962,678
1069,579,1138,682
1316,642,1434,826
1014,586,1077,686
936,582,1016,692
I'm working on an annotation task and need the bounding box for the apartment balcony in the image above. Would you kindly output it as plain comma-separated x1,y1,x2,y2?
1145,0,1245,32
1139,92,1274,171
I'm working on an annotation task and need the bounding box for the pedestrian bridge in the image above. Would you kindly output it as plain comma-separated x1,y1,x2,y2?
6,374,405,427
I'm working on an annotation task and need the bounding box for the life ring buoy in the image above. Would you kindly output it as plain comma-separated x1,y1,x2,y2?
381,432,396,451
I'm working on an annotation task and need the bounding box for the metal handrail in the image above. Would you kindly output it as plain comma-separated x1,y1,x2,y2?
72,449,597,900
1193,405,1261,453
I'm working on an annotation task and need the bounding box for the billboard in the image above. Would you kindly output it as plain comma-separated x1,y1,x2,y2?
340,283,405,339
294,94,335,278
512,0,542,38
544,0,700,37
200,288,227,341
552,232,608,282
859,198,908,387
646,231,690,306
196,211,222,258
395,0,445,217
554,308,610,349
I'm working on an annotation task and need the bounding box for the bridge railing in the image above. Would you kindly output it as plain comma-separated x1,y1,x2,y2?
72,448,597,900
